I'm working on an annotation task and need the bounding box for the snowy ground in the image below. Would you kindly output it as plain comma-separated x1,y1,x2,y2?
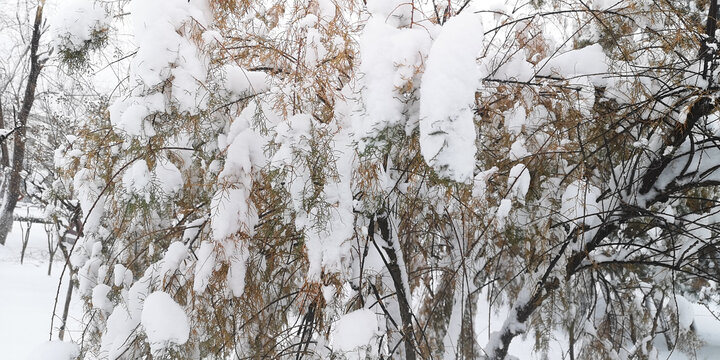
0,220,82,360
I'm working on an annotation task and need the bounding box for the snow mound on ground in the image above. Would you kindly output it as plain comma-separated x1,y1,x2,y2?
141,291,190,352
331,309,379,351
25,341,79,360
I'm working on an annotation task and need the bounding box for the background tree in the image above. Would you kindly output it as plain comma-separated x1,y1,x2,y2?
0,0,46,246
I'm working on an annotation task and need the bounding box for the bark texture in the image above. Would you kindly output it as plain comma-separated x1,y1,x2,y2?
0,3,44,246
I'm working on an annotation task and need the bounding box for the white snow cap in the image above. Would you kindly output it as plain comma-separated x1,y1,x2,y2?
122,159,152,195
92,284,113,314
366,0,413,27
49,0,107,52
560,180,602,226
357,17,433,138
419,13,484,184
331,309,379,351
224,65,270,96
211,112,264,241
508,164,531,202
161,241,188,275
193,240,216,293
537,44,609,86
496,198,512,228
141,291,190,352
155,158,184,196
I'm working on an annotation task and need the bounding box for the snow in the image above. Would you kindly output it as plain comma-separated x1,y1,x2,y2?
108,0,212,139
508,164,531,202
211,110,264,241
357,16,433,138
227,245,249,297
495,51,535,82
224,65,270,96
211,186,257,239
641,130,720,204
155,158,184,196
560,180,602,226
591,0,623,10
316,0,336,20
472,0,512,12
419,13,484,184
76,251,101,296
0,222,81,360
366,0,413,27
113,263,130,287
49,0,107,52
122,159,151,196
485,287,532,359
297,14,318,29
444,285,466,359
674,295,695,330
537,44,609,86
92,283,113,314
473,167,498,199
126,0,210,90
109,94,165,137
9,1,720,359
102,303,139,358
655,302,720,360
161,241,188,275
270,114,355,280
72,168,105,234
474,286,720,360
270,113,312,169
193,240,216,293
304,28,328,68
331,309,379,352
25,340,79,360
694,304,720,346
509,139,529,161
496,198,512,228
140,291,190,352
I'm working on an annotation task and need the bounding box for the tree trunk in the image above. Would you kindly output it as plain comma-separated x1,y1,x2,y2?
46,224,57,276
19,220,31,264
58,272,74,341
371,215,418,360
0,3,44,246
0,100,9,168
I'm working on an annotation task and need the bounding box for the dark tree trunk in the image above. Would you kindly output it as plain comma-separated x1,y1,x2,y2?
370,216,417,360
0,4,44,246
57,272,74,341
0,100,9,168
19,220,31,264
